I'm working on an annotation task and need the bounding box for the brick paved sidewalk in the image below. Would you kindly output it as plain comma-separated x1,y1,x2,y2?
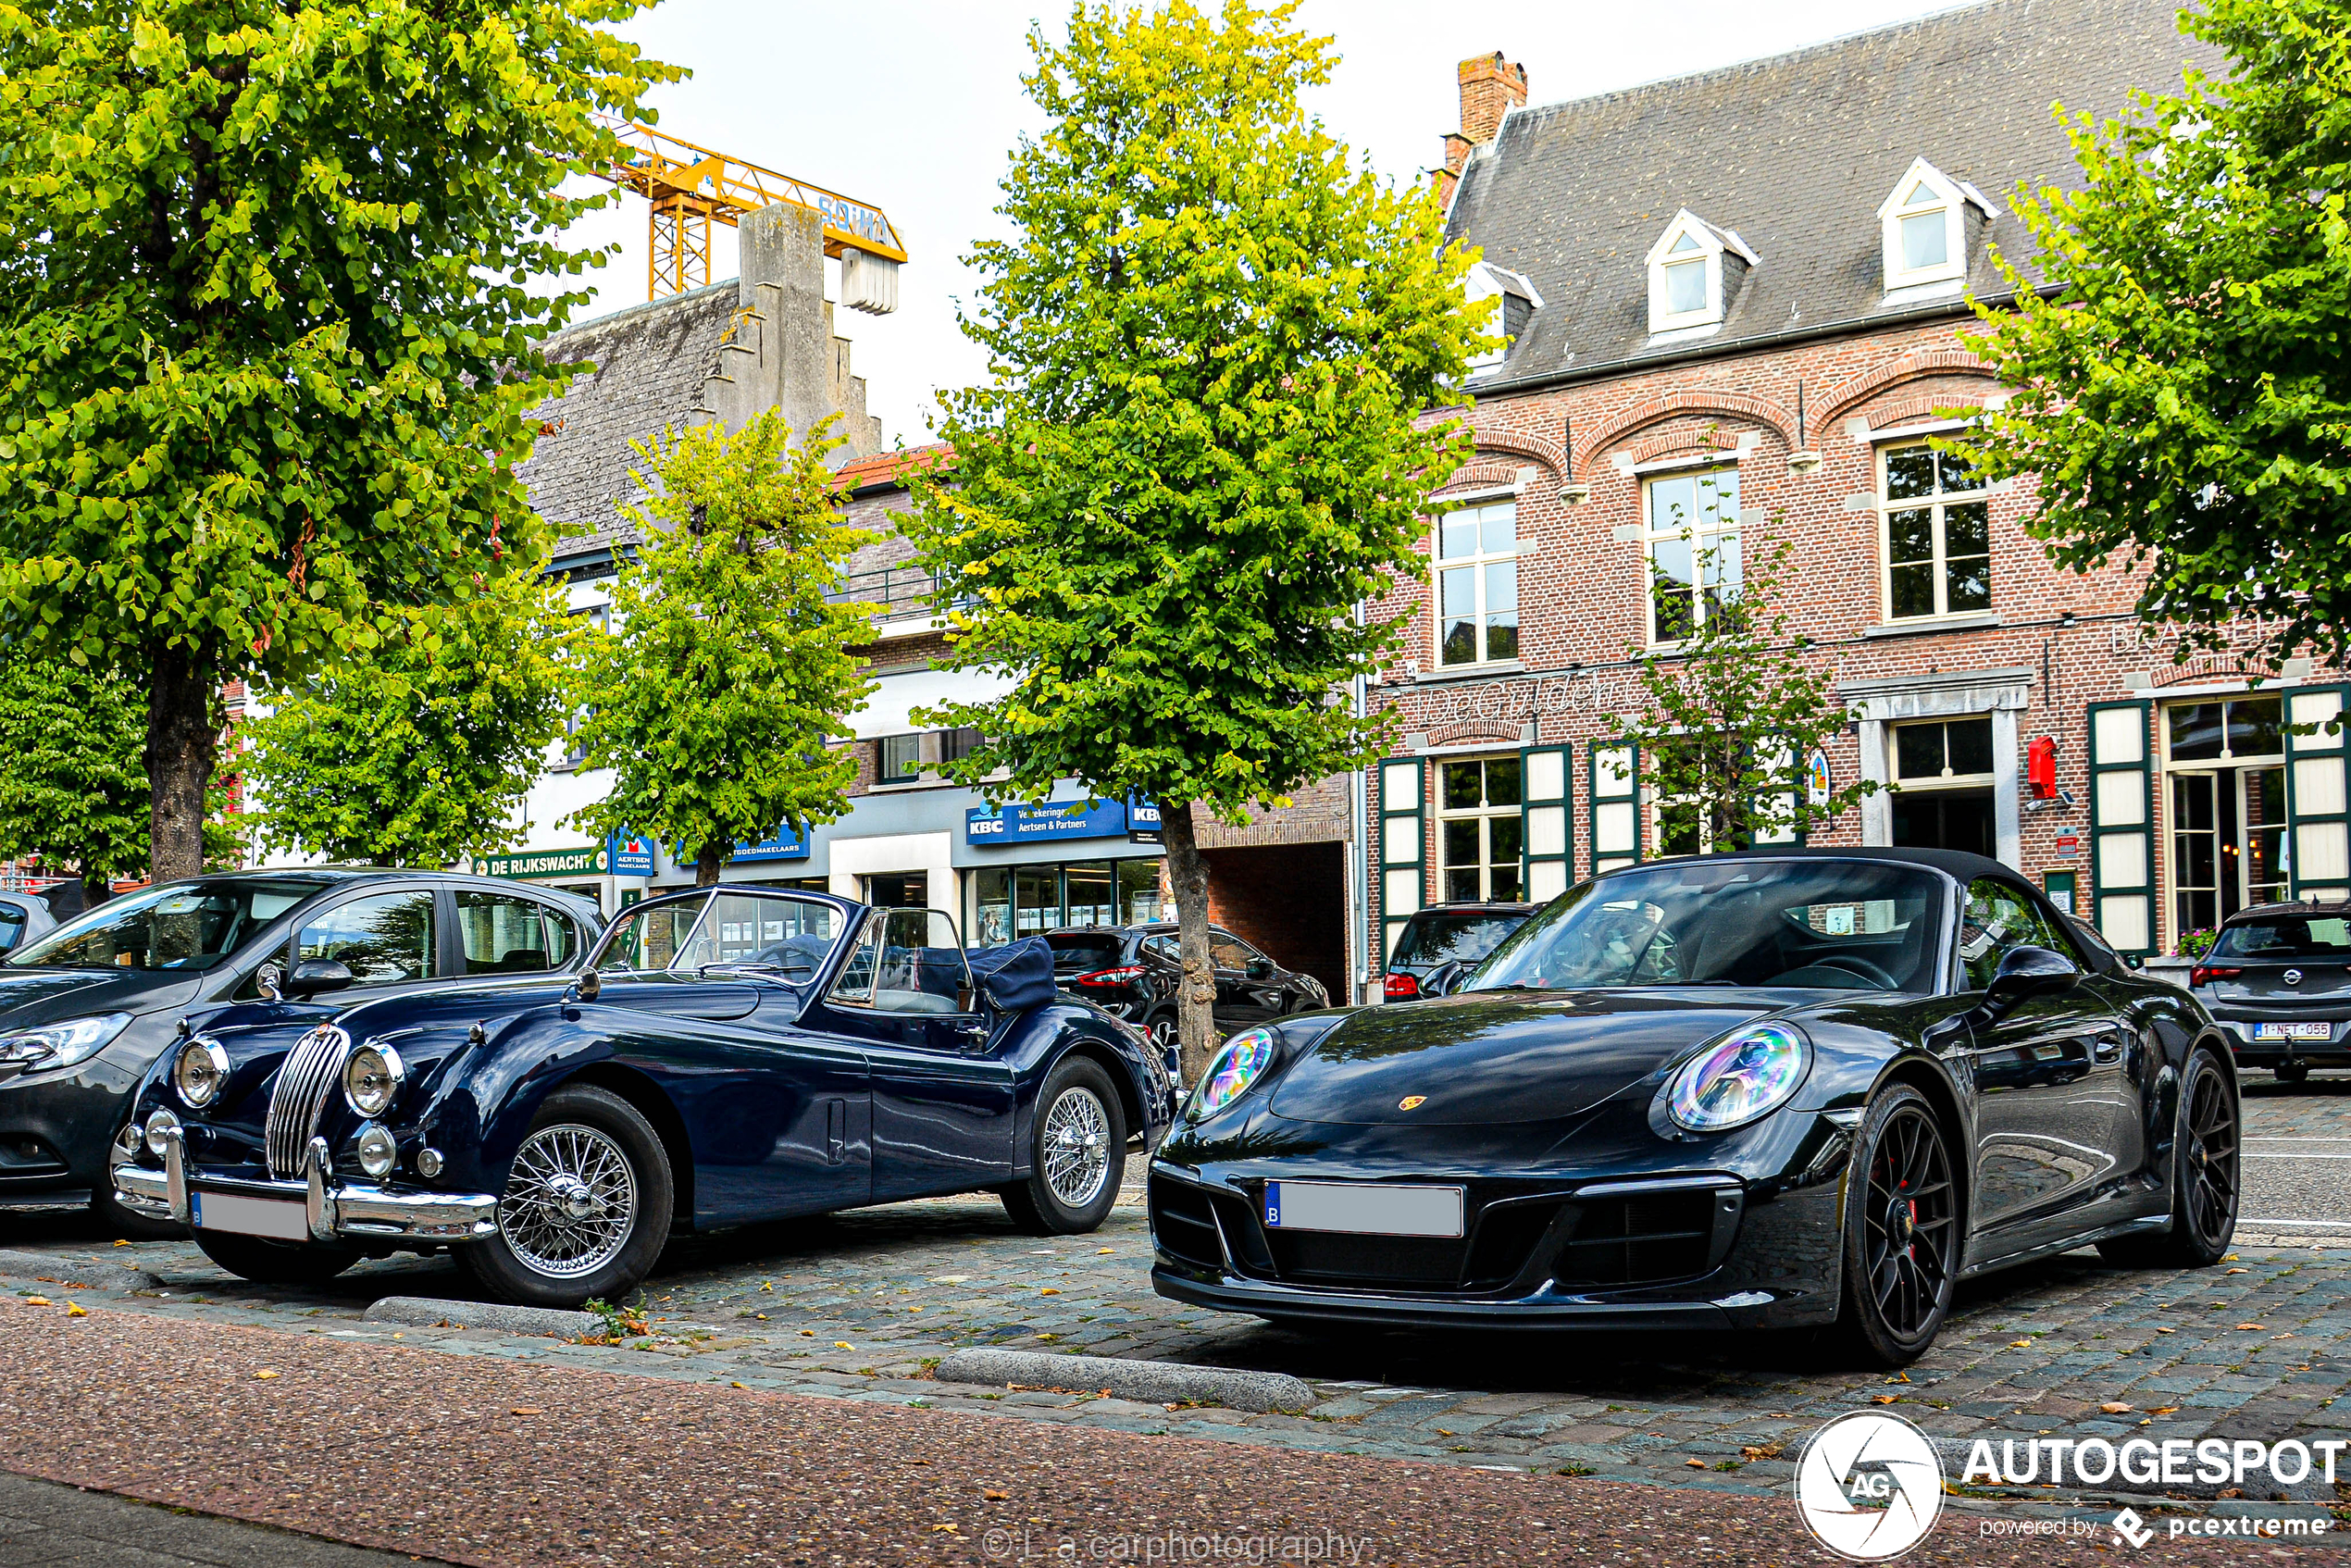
0,1472,423,1567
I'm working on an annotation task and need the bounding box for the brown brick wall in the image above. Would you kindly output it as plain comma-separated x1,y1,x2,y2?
1204,841,1348,1000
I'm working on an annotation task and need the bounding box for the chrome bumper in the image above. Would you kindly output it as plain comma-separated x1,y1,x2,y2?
113,1129,497,1243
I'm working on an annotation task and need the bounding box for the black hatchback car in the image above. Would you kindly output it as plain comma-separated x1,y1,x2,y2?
1045,924,1328,1065
2191,903,2351,1082
0,868,602,1232
1380,902,1536,1002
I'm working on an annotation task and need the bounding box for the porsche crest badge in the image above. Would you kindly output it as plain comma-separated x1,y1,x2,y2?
1399,1096,1426,1111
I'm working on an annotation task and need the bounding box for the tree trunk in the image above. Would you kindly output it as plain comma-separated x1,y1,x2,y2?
695,841,725,887
80,870,110,911
1162,801,1219,1089
144,643,217,884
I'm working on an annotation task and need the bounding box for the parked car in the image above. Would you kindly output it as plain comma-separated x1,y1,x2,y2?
1151,847,2236,1367
1381,902,1536,1002
2189,902,2351,1082
1,868,602,1235
1046,924,1329,1067
114,890,1173,1305
0,892,56,956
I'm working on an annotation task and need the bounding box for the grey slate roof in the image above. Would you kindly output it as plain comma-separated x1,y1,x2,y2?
1447,0,2217,391
514,282,737,564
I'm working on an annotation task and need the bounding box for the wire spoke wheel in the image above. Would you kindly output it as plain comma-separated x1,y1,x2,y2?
2183,1063,2238,1250
498,1123,640,1280
1860,1103,1955,1343
1041,1085,1112,1209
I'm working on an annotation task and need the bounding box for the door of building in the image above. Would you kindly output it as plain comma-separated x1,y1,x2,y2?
2163,697,2287,941
864,873,929,909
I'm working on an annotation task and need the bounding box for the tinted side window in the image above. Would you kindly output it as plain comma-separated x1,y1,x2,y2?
1960,877,2066,990
1209,933,1255,970
459,892,576,975
297,890,435,989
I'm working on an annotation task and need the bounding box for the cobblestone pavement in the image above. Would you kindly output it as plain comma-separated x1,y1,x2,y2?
0,1471,419,1567
9,1078,2351,1525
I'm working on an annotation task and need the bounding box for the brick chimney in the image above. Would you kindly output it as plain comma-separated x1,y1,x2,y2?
1434,53,1527,208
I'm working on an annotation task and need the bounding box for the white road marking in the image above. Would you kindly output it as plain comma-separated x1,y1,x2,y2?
2236,1218,2351,1228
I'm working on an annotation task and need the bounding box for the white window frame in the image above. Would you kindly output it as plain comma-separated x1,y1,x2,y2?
1876,440,1991,622
1643,209,1758,336
1432,498,1521,669
1437,755,1524,903
1890,717,1997,790
1642,465,1741,649
1875,157,1989,292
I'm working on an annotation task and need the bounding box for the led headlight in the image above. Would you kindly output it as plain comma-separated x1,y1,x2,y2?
1186,1027,1278,1122
0,1014,133,1073
355,1123,398,1178
1665,1022,1811,1134
342,1043,405,1118
173,1037,230,1108
143,1107,182,1156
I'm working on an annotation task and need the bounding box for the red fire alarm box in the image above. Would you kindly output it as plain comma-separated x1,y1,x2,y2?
2027,735,2058,799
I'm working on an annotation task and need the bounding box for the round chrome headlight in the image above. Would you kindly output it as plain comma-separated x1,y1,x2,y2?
143,1107,182,1156
355,1123,397,1179
173,1037,230,1108
342,1044,404,1118
1665,1023,1811,1133
1186,1027,1278,1122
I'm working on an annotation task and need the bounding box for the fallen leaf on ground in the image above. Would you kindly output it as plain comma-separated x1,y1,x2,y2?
65,1303,84,1318
23,1298,49,1308
113,1240,129,1247
2008,1339,2032,1349
833,1341,853,1350
510,1408,541,1416
1039,1288,1060,1295
1097,1248,1113,1255
2226,1267,2248,1275
800,1330,815,1338
2155,1327,2176,1335
2236,1324,2267,1331
2152,1406,2179,1414
1685,1459,1708,1468
984,1490,1006,1500
1872,1395,1899,1405
255,1370,279,1380
2100,1402,2133,1413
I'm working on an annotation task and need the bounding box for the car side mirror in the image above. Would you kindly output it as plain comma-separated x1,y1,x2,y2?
281,959,355,999
1246,957,1274,980
1984,946,2080,1015
1423,959,1465,997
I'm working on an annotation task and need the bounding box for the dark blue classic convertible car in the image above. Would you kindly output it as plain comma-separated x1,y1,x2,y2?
1151,849,2238,1366
114,888,1171,1305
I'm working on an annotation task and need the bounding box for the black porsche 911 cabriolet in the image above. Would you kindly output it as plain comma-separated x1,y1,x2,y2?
1150,848,2236,1365
112,888,1171,1306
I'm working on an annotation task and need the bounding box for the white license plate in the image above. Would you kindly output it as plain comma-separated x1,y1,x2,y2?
1263,1181,1464,1238
191,1190,307,1241
2253,1022,2334,1042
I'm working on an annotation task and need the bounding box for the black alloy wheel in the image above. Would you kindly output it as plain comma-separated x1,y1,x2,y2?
2100,1047,2238,1268
1835,1084,1959,1367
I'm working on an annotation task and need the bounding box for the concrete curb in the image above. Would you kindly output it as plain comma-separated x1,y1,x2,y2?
931,1348,1316,1413
0,1249,162,1292
362,1296,600,1338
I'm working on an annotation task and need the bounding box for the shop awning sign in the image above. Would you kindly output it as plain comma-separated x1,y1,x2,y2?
729,824,812,863
966,796,1157,845
608,834,654,876
474,845,608,880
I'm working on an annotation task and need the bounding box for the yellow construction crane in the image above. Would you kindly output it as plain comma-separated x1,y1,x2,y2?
589,115,905,311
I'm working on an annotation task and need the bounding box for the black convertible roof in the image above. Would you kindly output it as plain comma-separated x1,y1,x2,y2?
1628,845,2019,884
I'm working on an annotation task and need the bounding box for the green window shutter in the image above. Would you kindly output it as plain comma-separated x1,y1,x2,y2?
1748,739,1803,847
1588,740,1641,875
2285,684,2351,901
1520,745,1574,903
2087,701,2154,957
1376,756,1425,964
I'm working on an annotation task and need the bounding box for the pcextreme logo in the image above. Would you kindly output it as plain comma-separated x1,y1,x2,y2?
1793,1410,1946,1562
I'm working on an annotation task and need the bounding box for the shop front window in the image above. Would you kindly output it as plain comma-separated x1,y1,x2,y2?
1438,756,1524,902
968,858,1165,947
2165,695,2286,939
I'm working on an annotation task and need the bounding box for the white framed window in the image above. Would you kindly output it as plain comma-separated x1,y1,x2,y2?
1875,157,1988,292
1643,210,1758,336
1435,500,1519,667
1643,467,1740,646
1438,756,1524,902
1879,442,1989,620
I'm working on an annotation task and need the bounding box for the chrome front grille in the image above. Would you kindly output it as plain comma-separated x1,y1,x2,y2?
267,1026,348,1178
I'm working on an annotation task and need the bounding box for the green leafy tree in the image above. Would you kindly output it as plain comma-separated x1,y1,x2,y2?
1958,0,2351,666
238,554,579,866
908,0,1488,1081
0,652,149,905
567,412,880,885
1608,539,1879,853
0,1,676,882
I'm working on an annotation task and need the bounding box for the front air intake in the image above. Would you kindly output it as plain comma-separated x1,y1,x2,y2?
267,1026,349,1178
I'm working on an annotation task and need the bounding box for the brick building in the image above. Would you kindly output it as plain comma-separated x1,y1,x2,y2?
1369,0,2344,972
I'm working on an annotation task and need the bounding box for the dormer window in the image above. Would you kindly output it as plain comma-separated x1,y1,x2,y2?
1876,157,1995,293
1462,262,1545,372
1644,210,1760,338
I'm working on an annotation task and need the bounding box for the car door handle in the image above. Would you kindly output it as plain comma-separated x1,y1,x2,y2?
2093,1034,2123,1064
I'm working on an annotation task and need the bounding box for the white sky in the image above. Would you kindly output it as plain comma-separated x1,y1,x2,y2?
547,0,1971,447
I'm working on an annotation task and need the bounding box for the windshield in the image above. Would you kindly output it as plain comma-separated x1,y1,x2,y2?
1468,859,1947,994
593,890,846,980
8,879,326,972
2212,915,2351,959
1391,912,1527,969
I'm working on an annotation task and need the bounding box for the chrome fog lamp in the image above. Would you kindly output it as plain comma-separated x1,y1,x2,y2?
173,1037,230,1108
355,1123,397,1179
415,1147,445,1179
342,1044,405,1118
143,1107,182,1156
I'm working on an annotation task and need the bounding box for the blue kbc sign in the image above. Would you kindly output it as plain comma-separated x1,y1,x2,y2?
966,796,1157,845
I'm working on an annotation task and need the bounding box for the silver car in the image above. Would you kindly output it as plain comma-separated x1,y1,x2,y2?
0,893,56,957
2188,903,2351,1083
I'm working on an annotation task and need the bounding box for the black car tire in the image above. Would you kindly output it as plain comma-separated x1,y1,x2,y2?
193,1230,358,1286
458,1084,674,1309
2275,1064,2309,1084
1832,1084,1960,1369
2097,1047,2238,1270
1001,1057,1126,1236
